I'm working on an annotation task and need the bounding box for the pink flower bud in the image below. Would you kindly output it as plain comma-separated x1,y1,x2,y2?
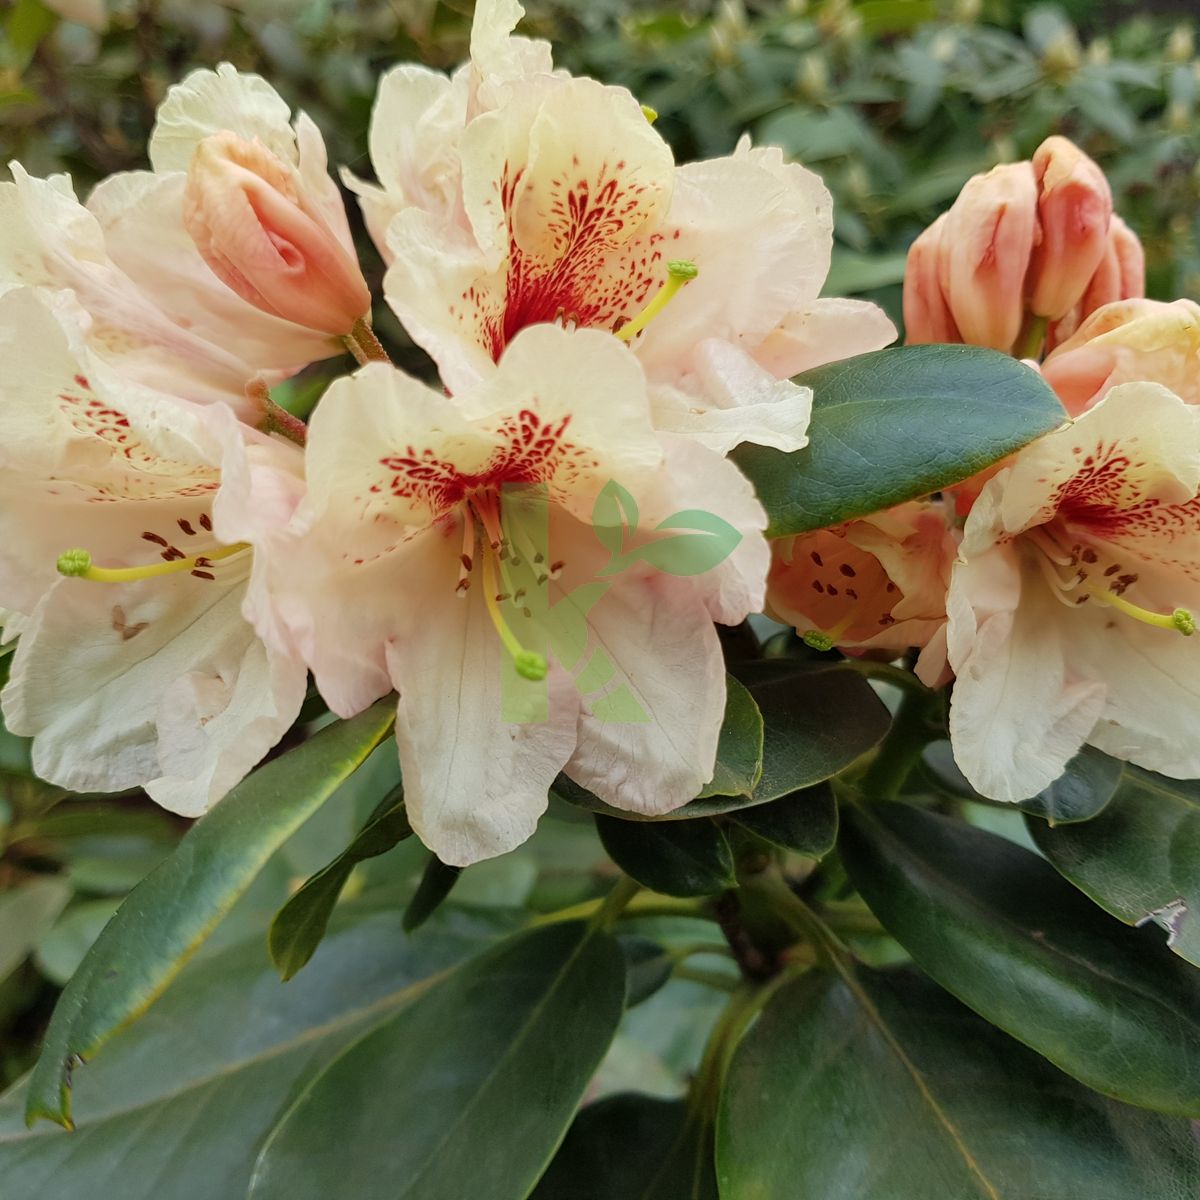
1042,298,1200,415
903,214,961,344
1026,136,1113,321
183,132,371,336
935,162,1038,351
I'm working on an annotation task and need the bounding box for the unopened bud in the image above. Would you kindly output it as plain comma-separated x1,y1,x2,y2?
1027,136,1113,321
183,132,371,336
903,214,960,344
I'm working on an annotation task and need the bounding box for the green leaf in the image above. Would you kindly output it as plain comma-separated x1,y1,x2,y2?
597,815,735,897
247,922,626,1200
533,1094,716,1200
729,783,838,858
557,661,887,821
24,700,396,1129
0,877,71,983
402,853,463,932
268,784,411,980
0,900,515,1199
618,936,674,1007
1018,745,1123,824
696,675,762,800
1030,767,1200,967
841,802,1200,1115
718,966,1200,1199
732,346,1065,537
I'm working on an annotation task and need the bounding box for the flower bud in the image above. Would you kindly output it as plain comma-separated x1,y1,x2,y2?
1042,298,1200,415
183,132,371,336
1026,135,1112,321
936,162,1038,351
903,214,960,344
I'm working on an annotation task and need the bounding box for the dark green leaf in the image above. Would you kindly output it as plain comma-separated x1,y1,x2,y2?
1031,767,1200,967
557,661,887,820
247,922,626,1200
719,966,1200,1199
597,815,735,897
841,802,1200,1115
618,935,673,1007
0,899,513,1200
696,675,762,800
268,785,411,980
732,346,1065,537
729,782,838,858
402,853,463,932
1018,745,1123,824
533,1094,716,1200
25,700,396,1129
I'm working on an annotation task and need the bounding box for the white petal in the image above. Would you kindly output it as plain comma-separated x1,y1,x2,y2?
149,63,296,174
750,298,898,380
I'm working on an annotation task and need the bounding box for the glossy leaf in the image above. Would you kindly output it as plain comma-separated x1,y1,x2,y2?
597,815,735,897
25,700,396,1129
247,921,626,1200
0,899,513,1200
732,346,1065,536
533,1093,717,1200
402,854,464,932
1017,745,1123,824
719,966,1200,1199
1031,767,1200,966
558,661,886,820
729,782,838,858
696,676,762,800
841,802,1200,1115
269,785,411,980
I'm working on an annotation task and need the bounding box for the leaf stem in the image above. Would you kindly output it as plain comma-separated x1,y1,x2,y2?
589,873,642,930
858,685,942,800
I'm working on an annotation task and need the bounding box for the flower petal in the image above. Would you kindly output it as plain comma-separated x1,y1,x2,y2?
750,297,897,380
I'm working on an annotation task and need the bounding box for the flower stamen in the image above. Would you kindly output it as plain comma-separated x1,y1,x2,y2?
482,546,548,681
615,260,698,343
56,542,249,583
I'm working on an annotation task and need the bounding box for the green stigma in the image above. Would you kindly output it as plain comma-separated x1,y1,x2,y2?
801,629,835,652
514,650,549,681
666,259,699,280
57,549,93,578
1174,608,1196,636
641,104,659,124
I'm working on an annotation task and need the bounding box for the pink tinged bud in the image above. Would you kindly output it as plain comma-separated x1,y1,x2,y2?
183,132,371,336
903,214,961,344
1026,136,1113,321
937,162,1038,352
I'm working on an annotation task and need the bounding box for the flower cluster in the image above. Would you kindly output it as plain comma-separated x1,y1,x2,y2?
4,0,1199,870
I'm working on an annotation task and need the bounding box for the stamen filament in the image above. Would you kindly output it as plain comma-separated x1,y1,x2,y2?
615,260,698,343
483,548,548,680
801,611,857,652
57,542,248,583
1095,588,1195,635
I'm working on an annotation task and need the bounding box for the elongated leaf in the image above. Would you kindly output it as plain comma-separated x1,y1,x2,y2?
841,802,1200,1115
0,899,513,1200
732,346,1065,536
719,966,1200,1199
402,853,463,932
247,921,626,1200
1018,745,1123,824
25,700,396,1129
269,785,411,980
1031,767,1200,966
558,661,886,820
697,675,762,800
729,783,837,858
533,1094,717,1200
0,878,71,982
597,815,735,897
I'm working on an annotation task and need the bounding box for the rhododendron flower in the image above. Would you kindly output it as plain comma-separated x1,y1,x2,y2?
0,289,306,816
1042,298,1200,416
946,381,1200,801
350,0,894,448
0,64,363,413
766,500,957,680
904,137,1142,357
254,323,769,865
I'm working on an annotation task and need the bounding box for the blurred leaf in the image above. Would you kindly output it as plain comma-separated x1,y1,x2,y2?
0,877,71,982
25,700,396,1129
269,785,411,980
247,922,626,1200
1030,767,1200,967
33,899,120,987
842,802,1200,1115
732,347,1066,537
719,966,1200,1198
597,815,735,898
402,853,463,932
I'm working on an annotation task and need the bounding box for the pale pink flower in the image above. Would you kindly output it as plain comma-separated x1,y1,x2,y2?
946,381,1200,801
0,288,306,815
253,324,769,865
